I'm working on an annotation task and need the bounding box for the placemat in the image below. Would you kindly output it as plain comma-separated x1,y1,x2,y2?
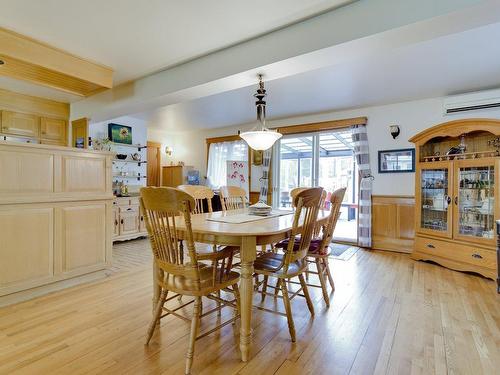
207,209,293,224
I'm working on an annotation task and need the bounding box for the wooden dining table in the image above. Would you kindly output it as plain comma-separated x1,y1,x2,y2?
152,208,330,362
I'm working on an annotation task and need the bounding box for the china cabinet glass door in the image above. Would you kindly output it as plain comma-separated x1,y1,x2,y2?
418,162,453,238
453,159,498,245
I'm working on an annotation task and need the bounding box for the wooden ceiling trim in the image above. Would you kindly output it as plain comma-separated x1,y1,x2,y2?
273,116,367,135
0,27,113,96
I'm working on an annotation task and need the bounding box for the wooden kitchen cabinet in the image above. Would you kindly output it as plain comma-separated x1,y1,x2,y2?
1,110,40,138
40,117,67,145
112,196,147,241
161,165,183,187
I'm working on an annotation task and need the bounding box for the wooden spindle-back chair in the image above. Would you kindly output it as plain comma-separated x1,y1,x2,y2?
305,187,346,306
140,187,240,374
177,185,214,214
219,185,247,211
254,187,323,342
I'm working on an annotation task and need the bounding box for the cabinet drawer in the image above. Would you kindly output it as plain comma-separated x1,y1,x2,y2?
118,205,139,213
415,236,496,270
115,198,138,206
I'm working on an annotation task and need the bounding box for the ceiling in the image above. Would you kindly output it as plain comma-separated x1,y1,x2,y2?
137,21,500,131
0,0,351,100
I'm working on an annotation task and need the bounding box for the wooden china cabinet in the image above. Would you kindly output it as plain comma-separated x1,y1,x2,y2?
410,118,500,279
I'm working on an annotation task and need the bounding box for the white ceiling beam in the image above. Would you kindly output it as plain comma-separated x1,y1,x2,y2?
71,0,500,122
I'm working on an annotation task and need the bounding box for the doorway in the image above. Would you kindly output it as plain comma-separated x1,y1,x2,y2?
147,141,162,186
273,128,358,243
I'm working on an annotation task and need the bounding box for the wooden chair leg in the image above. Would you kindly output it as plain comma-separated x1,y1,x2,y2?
261,275,268,302
298,274,315,316
324,258,335,290
146,289,168,344
315,259,330,307
280,279,296,342
185,296,201,375
216,290,222,316
274,278,281,298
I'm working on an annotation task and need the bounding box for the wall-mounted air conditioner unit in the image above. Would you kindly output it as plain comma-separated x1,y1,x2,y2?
443,89,500,115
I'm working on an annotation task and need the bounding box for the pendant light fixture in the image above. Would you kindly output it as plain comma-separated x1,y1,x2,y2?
240,74,282,150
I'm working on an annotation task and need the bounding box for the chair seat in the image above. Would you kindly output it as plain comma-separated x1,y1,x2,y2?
161,265,240,296
254,252,304,277
275,237,327,255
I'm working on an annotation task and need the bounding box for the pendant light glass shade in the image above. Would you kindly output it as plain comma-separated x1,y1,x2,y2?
240,74,281,151
240,128,282,151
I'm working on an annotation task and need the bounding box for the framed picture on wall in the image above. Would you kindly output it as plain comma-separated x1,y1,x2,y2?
108,123,132,144
378,148,415,173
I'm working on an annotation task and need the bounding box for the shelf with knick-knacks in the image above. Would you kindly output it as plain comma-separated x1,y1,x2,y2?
410,118,500,280
90,138,147,194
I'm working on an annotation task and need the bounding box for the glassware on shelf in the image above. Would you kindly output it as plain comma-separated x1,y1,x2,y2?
421,168,449,232
457,166,495,239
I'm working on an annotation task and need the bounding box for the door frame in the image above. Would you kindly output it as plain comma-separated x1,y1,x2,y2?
147,141,162,186
272,129,359,244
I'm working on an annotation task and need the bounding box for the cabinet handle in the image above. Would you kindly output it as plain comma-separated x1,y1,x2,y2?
471,253,483,259
127,208,132,211
140,216,144,221
115,220,118,226
427,244,435,249
454,197,458,205
120,219,124,224
445,195,451,205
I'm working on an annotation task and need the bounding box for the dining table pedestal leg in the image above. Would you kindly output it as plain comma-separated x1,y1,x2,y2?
239,236,257,362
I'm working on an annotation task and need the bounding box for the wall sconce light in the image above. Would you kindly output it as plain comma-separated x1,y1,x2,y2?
389,125,400,139
165,146,173,156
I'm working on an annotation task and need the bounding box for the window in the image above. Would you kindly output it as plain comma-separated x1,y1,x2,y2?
206,140,248,188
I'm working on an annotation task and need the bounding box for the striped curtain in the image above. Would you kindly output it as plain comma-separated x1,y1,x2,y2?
351,124,373,248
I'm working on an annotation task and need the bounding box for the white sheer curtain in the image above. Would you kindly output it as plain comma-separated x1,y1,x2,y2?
206,140,248,188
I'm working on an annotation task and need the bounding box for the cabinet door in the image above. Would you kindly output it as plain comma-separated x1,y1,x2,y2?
416,161,453,238
40,117,67,144
59,204,106,274
452,158,498,247
0,207,54,296
1,111,39,138
119,211,140,235
172,166,184,186
162,167,172,186
113,209,120,237
139,207,147,233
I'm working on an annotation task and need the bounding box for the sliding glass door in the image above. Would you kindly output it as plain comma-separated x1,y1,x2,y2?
277,135,314,207
273,129,358,243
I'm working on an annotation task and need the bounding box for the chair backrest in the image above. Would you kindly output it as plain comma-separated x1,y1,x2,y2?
319,189,327,209
177,185,214,214
219,185,246,211
318,187,347,251
283,187,323,272
289,187,308,207
140,187,201,285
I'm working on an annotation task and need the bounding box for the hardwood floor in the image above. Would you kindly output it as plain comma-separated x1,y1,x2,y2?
0,240,498,374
